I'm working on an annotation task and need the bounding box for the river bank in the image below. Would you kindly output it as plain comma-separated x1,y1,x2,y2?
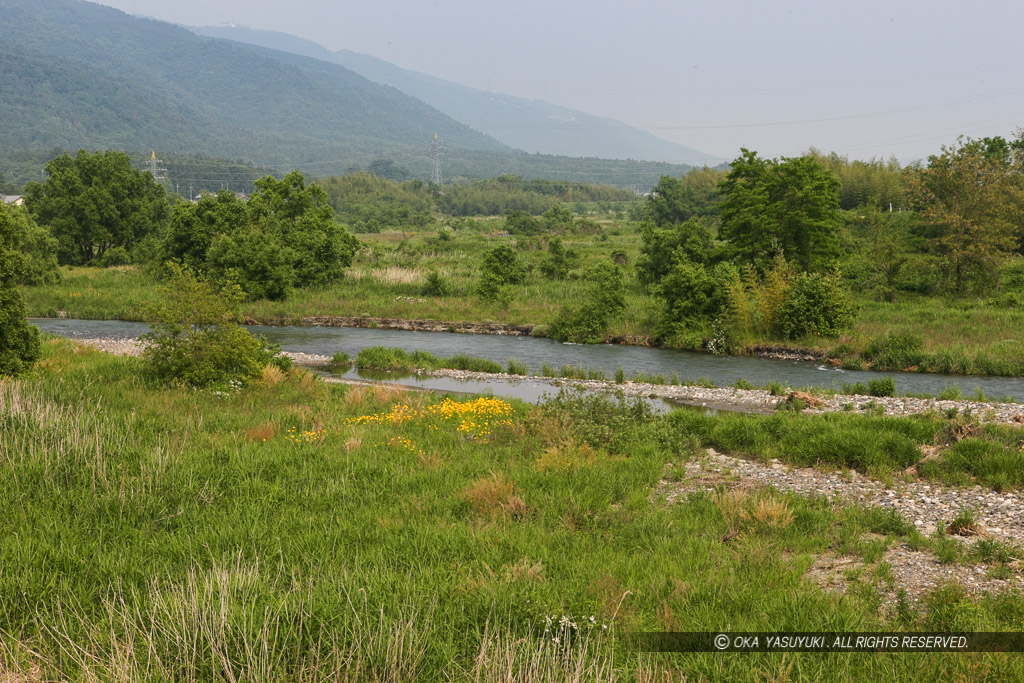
71,336,1024,425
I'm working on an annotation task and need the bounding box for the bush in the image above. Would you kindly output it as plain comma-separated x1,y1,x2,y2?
868,377,896,397
141,264,281,388
97,245,131,267
0,204,44,375
863,331,925,370
0,287,40,376
506,358,528,376
549,263,625,343
422,269,452,297
774,272,855,339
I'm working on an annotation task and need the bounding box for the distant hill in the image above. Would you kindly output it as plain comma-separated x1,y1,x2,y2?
0,0,697,188
191,24,721,166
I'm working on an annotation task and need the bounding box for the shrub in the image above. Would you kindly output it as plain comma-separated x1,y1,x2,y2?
868,377,896,397
0,204,44,375
141,264,281,388
0,287,40,376
774,272,855,339
506,358,528,376
862,331,925,370
97,245,131,267
549,263,625,343
422,269,452,297
480,245,526,285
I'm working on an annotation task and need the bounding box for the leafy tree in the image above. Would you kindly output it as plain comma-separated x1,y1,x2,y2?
636,217,714,286
163,190,248,270
24,150,168,265
141,263,284,388
0,203,59,285
542,203,574,230
638,169,723,225
247,172,358,288
775,272,855,339
549,263,625,343
478,245,527,294
539,237,577,280
158,172,358,300
908,137,1023,293
719,149,842,273
504,210,542,235
0,205,43,375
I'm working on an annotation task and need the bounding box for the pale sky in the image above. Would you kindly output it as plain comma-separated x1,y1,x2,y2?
91,0,1024,163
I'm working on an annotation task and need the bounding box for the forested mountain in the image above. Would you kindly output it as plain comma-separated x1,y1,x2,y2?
192,24,721,166
0,0,696,187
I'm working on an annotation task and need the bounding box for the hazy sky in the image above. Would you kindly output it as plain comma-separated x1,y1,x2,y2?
91,0,1024,162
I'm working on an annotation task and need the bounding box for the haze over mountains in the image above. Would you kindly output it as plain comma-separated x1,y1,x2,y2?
0,0,710,187
191,24,721,167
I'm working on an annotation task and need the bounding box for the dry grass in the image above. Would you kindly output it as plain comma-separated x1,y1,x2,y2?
8,560,436,682
260,365,285,386
460,474,527,520
372,267,423,285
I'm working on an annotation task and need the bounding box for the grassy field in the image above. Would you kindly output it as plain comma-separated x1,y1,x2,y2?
2,339,1024,680
19,215,1024,376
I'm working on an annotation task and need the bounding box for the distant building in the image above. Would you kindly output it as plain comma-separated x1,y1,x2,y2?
1,195,24,206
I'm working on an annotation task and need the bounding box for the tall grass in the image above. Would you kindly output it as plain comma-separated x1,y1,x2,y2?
3,340,1024,679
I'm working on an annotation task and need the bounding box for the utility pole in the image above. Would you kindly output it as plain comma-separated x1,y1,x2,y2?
430,133,445,191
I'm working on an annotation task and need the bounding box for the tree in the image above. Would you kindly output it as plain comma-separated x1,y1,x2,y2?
141,263,284,388
0,203,59,285
719,149,842,273
158,172,358,300
549,263,625,343
0,205,43,375
909,136,1023,293
24,150,168,265
639,169,723,225
636,217,714,286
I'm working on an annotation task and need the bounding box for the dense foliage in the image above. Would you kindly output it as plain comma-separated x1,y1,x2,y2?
160,171,358,300
141,264,283,387
719,149,842,274
24,150,168,266
0,204,43,375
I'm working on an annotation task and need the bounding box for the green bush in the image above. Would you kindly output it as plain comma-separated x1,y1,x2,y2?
0,287,40,376
549,263,625,343
506,358,528,376
774,272,855,339
422,269,452,297
0,203,44,375
868,377,896,397
97,245,131,267
863,331,926,370
141,264,281,388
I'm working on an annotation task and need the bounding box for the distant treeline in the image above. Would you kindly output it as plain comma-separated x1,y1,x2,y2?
318,172,639,232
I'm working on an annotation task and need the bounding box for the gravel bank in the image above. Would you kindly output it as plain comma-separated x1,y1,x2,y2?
660,449,1024,602
67,337,1024,424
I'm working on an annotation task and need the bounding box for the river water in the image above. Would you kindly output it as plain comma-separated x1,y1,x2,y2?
31,318,1024,402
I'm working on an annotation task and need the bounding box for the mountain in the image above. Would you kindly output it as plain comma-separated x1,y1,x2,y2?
0,0,697,188
191,24,721,166
0,0,500,171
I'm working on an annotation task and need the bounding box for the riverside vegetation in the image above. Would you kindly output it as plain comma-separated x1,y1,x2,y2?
13,136,1024,377
4,337,1024,679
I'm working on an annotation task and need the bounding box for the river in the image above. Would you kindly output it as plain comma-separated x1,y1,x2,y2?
31,318,1024,402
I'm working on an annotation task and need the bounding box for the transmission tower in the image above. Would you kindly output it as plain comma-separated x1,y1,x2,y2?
148,150,167,182
430,133,445,190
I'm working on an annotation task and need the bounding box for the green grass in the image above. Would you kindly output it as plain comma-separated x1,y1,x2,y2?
2,341,1024,679
20,223,1024,377
353,345,503,374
